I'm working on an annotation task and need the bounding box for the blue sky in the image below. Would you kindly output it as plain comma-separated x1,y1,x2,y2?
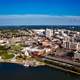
0,0,80,15
0,0,80,25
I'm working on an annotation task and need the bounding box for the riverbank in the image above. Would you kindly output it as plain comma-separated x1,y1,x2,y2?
0,58,45,68
0,57,80,77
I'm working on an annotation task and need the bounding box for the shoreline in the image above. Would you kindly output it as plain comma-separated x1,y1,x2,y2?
0,59,46,67
0,60,80,75
0,61,24,66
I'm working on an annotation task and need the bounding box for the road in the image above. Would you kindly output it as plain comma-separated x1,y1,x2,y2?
44,56,80,67
34,55,80,75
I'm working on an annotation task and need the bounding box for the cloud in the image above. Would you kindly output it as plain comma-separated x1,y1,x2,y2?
0,15,80,25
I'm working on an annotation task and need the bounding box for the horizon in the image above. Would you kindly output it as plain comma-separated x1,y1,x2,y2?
0,14,80,25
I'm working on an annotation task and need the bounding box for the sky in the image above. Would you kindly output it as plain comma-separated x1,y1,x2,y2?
0,0,80,15
0,0,80,25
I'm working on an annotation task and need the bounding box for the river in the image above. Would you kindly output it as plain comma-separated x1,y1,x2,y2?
0,62,79,80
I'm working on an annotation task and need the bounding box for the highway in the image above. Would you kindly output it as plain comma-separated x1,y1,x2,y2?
33,55,80,75
44,56,80,67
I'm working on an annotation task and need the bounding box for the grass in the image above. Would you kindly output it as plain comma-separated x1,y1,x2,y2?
11,44,23,52
2,53,14,60
0,45,8,56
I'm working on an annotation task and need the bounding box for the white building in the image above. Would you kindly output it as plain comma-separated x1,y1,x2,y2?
22,47,30,57
33,29,45,36
63,41,70,49
46,29,53,38
74,51,80,60
76,43,80,51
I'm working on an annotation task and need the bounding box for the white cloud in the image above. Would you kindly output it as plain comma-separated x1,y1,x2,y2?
0,14,80,25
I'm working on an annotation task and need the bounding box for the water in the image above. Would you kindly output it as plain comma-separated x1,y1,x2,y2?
0,62,79,80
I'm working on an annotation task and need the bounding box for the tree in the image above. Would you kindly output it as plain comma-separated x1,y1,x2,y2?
66,51,75,58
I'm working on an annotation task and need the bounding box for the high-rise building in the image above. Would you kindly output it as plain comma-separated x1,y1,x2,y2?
63,41,77,50
69,42,76,50
46,29,53,38
76,43,80,51
63,41,70,49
